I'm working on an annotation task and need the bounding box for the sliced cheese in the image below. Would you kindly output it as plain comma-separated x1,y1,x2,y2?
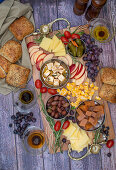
48,39,54,52
63,123,76,139
53,40,65,52
40,37,52,51
52,35,60,50
55,51,66,56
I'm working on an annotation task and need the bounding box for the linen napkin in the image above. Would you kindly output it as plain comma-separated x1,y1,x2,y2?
0,0,35,95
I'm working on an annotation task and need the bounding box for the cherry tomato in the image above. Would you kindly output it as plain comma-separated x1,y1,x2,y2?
35,79,42,89
71,33,80,39
61,36,69,45
40,87,47,93
54,121,61,131
48,89,57,95
64,31,71,39
62,120,70,129
106,140,114,148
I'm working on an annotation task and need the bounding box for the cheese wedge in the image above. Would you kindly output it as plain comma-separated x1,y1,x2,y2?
40,37,52,51
55,51,66,56
48,39,54,52
53,40,65,52
52,35,60,50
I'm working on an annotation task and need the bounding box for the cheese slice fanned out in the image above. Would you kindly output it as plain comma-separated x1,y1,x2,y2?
53,40,65,52
40,37,52,51
52,35,60,50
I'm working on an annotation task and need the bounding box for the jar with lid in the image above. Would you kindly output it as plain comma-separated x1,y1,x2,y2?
73,0,89,16
85,0,107,21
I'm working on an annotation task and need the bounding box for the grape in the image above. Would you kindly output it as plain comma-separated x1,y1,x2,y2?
90,69,94,74
87,55,92,61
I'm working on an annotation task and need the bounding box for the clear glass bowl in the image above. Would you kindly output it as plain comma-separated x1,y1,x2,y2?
89,18,115,43
13,84,37,113
22,126,48,155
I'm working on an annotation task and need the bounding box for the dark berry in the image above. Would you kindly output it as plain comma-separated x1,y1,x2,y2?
68,116,73,120
62,138,66,143
15,102,19,106
9,123,12,127
106,126,109,130
11,115,16,120
32,118,36,123
16,123,21,128
107,152,111,157
29,112,33,117
13,130,18,134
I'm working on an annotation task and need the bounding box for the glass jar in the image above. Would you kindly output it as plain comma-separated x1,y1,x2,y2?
73,0,89,16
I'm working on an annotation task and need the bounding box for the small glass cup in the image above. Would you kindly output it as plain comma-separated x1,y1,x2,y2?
89,18,115,43
22,126,48,155
13,84,37,113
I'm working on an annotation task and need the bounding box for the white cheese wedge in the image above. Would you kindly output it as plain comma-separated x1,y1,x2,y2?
48,76,54,82
44,70,50,77
54,79,59,86
47,63,53,70
58,74,65,82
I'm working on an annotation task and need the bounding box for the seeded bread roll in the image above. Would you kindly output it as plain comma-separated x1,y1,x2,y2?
0,55,11,78
100,67,116,85
9,16,34,41
99,84,116,103
0,66,6,79
0,40,22,63
6,64,30,87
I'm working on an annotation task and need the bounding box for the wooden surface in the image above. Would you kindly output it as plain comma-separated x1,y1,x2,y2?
25,24,115,153
0,0,116,170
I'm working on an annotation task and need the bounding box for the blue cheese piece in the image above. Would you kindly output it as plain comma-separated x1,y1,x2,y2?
47,63,53,70
44,70,50,77
54,79,59,86
58,74,65,82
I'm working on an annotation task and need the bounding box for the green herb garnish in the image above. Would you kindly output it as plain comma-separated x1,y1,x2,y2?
39,92,65,153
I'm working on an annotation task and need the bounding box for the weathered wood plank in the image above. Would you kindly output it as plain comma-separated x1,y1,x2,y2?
0,93,17,170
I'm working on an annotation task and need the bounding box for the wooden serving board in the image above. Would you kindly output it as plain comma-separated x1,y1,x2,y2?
25,24,115,154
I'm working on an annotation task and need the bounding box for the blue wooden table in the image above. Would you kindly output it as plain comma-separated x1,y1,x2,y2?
0,0,116,170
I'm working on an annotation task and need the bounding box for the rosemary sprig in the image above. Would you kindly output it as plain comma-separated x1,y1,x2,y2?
94,128,101,144
39,92,65,153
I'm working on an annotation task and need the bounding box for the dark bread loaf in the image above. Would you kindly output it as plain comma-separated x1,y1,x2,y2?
9,16,34,41
0,40,22,63
6,64,30,87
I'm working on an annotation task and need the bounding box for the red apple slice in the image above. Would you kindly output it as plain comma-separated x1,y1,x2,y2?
74,67,85,80
75,73,86,85
30,48,40,57
69,64,75,73
27,42,36,49
70,64,81,79
33,50,43,63
58,56,69,65
36,53,46,63
71,62,79,74
43,54,54,63
73,64,83,79
29,45,40,53
36,59,43,71
31,54,35,65
65,54,72,66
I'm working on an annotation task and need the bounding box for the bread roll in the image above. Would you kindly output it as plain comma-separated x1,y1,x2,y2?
0,66,6,78
99,84,116,103
0,40,22,63
6,64,30,87
9,16,34,41
100,67,116,85
0,55,11,76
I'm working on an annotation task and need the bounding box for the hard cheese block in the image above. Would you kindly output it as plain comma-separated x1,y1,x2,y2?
63,122,91,152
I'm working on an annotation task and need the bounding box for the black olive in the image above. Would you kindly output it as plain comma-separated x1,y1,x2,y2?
11,115,16,120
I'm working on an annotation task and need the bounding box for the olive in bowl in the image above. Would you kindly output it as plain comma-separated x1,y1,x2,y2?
46,95,70,119
67,39,86,58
